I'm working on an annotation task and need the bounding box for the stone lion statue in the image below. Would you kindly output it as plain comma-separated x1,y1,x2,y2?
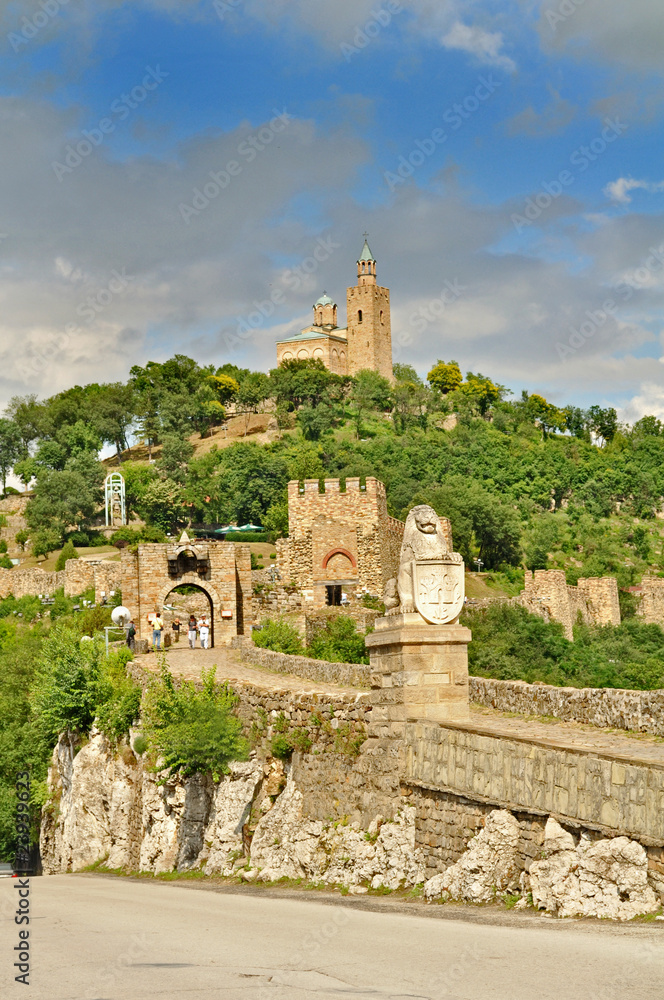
397,505,450,612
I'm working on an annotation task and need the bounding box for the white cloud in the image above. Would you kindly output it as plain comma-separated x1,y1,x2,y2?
536,0,664,73
604,177,664,204
441,21,516,72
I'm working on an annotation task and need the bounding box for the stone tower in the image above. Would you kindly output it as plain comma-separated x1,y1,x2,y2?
346,237,393,381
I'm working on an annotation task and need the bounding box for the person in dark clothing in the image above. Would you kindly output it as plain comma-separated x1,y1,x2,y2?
172,618,181,643
126,620,136,651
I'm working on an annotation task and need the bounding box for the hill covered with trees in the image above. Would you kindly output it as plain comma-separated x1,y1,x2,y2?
2,353,664,596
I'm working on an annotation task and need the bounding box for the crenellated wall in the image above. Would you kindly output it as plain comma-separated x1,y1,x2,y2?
278,477,404,606
516,569,620,639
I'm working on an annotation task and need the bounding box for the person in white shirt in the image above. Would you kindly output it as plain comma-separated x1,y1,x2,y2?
198,615,210,649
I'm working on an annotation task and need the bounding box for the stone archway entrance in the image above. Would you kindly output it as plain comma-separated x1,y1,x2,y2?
120,534,253,646
161,584,215,648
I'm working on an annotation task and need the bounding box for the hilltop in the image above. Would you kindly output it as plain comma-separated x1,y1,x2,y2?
1,354,663,604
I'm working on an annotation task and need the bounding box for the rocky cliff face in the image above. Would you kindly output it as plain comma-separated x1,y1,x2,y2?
40,733,424,890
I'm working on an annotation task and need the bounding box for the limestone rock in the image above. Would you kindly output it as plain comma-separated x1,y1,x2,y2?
250,778,424,889
250,775,326,881
320,808,424,889
543,816,576,854
203,761,263,875
424,810,521,903
40,732,140,874
530,822,659,920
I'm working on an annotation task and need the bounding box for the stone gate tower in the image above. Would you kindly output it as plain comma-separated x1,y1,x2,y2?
346,238,393,381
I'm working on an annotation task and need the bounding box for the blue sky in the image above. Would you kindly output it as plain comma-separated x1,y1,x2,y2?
2,0,664,421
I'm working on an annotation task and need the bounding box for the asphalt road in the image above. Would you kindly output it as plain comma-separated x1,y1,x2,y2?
2,875,664,999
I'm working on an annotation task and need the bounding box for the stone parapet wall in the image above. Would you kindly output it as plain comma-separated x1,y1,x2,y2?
406,720,664,845
230,637,370,689
471,676,664,736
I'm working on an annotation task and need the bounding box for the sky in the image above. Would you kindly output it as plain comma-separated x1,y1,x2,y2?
1,0,664,421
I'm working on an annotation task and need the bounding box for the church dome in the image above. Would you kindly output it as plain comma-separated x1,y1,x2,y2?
314,292,335,307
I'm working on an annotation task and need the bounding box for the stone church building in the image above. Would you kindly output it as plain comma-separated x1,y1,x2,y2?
276,238,393,381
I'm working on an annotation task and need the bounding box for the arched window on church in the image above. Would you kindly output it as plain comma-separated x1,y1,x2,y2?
358,310,363,323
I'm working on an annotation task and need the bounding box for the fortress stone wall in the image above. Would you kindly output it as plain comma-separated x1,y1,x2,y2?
516,569,620,639
0,558,121,603
277,477,404,606
638,576,664,626
121,540,253,647
0,494,29,560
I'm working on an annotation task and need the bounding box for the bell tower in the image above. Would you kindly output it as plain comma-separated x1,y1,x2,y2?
346,236,393,381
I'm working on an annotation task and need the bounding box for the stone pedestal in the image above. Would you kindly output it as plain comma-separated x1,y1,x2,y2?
365,613,471,739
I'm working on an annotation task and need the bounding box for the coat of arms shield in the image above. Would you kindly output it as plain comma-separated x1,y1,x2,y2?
412,557,465,625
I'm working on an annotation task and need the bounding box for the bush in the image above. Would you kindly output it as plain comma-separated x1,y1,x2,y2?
55,540,79,572
0,594,42,622
306,615,369,664
95,649,141,743
31,626,105,741
462,603,664,689
111,526,167,548
0,555,12,569
0,540,7,554
67,531,90,547
253,618,304,655
250,552,263,570
141,663,247,780
132,734,148,755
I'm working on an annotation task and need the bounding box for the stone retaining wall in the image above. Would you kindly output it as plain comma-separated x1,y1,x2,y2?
230,637,371,689
471,676,664,736
406,720,664,845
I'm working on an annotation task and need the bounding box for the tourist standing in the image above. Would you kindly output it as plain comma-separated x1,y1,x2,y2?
152,610,164,651
172,618,181,643
188,614,197,649
126,620,136,651
198,615,210,650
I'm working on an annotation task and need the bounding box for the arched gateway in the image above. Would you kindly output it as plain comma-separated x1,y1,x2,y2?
120,532,253,648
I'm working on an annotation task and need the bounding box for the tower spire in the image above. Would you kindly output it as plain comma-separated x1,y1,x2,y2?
357,234,376,285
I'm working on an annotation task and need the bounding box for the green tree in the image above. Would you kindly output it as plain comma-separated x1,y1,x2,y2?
93,383,135,460
269,358,346,410
141,663,247,780
55,540,79,572
139,478,186,531
0,418,23,493
349,369,393,437
457,372,505,417
237,371,270,412
427,359,462,395
588,405,618,447
158,435,195,484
